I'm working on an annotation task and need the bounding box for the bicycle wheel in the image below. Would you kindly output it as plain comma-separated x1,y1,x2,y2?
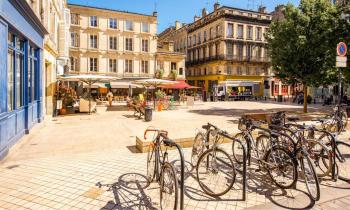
191,132,206,166
300,156,320,201
335,141,350,182
160,162,178,210
232,132,247,164
264,147,297,189
146,145,156,183
196,148,236,196
306,139,332,177
256,134,270,158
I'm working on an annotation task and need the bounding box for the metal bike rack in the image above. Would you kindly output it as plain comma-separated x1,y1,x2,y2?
218,132,248,201
163,138,185,210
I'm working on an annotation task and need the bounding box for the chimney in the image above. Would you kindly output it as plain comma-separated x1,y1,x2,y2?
194,15,200,22
258,5,267,13
153,11,158,17
175,20,181,30
202,8,208,17
214,2,220,11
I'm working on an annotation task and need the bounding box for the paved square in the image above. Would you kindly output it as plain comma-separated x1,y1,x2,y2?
0,101,349,210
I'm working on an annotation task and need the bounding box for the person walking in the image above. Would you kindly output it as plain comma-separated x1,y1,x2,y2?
107,89,114,107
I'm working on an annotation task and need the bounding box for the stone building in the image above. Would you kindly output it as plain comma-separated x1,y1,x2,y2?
156,41,186,81
68,4,158,82
159,3,273,98
26,0,71,116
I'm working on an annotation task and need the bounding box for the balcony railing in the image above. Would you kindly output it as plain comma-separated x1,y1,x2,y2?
186,55,270,66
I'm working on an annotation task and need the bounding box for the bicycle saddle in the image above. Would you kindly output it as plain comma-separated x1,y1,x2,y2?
202,125,210,130
287,116,300,122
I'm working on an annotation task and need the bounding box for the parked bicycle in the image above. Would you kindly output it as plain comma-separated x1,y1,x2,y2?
191,123,236,196
233,117,298,190
145,128,179,209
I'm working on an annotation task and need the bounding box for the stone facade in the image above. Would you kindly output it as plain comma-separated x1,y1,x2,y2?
26,0,71,116
159,3,272,97
68,4,158,80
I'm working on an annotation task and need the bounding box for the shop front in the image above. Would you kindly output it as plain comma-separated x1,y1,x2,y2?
0,0,47,159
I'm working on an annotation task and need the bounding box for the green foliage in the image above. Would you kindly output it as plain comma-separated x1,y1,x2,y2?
169,70,178,81
266,0,344,87
155,90,166,99
155,69,164,79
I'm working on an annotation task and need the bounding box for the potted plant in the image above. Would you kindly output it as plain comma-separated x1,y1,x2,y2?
169,70,178,81
155,90,165,111
155,69,164,79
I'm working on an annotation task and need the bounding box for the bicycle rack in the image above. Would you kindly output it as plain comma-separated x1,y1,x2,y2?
218,132,248,201
162,139,185,210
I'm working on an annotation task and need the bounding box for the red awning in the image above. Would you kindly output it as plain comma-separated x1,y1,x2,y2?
160,80,194,89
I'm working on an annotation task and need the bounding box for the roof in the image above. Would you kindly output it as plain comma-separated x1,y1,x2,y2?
68,3,156,18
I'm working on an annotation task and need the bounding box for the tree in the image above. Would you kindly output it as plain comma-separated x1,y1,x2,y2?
266,0,339,112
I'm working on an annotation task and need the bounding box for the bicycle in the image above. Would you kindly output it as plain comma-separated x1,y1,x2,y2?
233,117,298,190
192,123,236,197
145,128,179,210
268,122,321,201
321,104,348,134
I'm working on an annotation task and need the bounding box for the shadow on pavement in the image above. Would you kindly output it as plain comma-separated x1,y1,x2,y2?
97,173,157,210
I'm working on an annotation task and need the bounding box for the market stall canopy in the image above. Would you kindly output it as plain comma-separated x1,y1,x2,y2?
58,74,120,84
133,78,178,87
159,80,194,89
110,81,142,89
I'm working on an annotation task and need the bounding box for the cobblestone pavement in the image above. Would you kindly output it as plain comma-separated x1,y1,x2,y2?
0,102,349,209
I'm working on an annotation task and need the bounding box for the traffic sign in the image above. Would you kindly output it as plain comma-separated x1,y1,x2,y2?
337,56,347,62
336,61,347,68
337,42,347,57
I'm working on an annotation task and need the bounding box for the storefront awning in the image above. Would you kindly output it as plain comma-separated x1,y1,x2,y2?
83,83,107,88
219,80,261,87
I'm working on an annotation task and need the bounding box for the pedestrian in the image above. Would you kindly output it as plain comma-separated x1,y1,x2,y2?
107,89,114,107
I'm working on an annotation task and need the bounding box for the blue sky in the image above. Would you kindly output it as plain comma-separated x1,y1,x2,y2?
68,0,300,32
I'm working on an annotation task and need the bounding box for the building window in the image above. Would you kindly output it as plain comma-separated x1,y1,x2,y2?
71,13,80,25
141,60,148,73
125,38,133,51
216,25,221,37
210,28,213,39
90,35,98,48
15,37,24,109
28,47,38,103
157,61,164,70
237,25,244,39
204,30,207,41
142,39,149,52
109,18,117,29
109,59,117,72
237,66,242,75
237,44,244,57
125,60,133,73
179,68,183,75
227,23,233,37
109,37,117,50
226,43,233,56
70,57,78,71
227,66,233,74
247,26,253,40
256,27,262,40
7,34,14,111
89,58,98,72
125,20,133,31
198,32,201,44
193,35,196,46
171,62,177,70
90,16,98,27
141,22,149,32
71,32,79,47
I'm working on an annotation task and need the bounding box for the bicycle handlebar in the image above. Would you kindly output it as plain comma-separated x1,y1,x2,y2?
144,129,168,139
202,122,219,131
